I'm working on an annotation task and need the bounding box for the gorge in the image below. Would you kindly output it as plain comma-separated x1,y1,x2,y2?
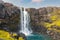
19,8,52,40
0,1,60,40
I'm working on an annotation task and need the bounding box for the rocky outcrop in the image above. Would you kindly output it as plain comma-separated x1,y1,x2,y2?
0,1,60,40
26,7,60,40
0,2,20,32
26,8,47,34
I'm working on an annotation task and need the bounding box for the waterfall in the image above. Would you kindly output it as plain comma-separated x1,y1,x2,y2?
20,8,32,35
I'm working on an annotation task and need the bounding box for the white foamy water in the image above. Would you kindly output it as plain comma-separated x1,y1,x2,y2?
20,8,32,35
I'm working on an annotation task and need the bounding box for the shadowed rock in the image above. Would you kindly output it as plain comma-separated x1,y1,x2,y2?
0,2,20,32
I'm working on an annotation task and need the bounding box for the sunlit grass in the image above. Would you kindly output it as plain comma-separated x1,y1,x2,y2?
44,10,60,32
0,30,24,40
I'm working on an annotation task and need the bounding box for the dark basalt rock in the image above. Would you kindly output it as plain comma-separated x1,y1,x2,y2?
26,7,60,34
13,33,27,40
26,7,60,40
26,8,47,34
0,2,20,32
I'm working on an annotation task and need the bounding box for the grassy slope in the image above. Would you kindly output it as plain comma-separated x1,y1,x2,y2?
0,30,24,40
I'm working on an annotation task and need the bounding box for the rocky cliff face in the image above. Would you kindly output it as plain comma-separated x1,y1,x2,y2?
26,7,60,40
0,2,60,40
26,8,47,34
0,2,20,32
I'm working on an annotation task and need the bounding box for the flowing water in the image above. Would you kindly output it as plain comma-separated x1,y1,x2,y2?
20,8,52,40
26,34,52,40
20,8,32,35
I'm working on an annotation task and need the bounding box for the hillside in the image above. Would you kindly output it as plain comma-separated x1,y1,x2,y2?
26,7,60,40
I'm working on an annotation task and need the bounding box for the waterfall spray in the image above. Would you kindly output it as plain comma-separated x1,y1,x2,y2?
20,8,32,35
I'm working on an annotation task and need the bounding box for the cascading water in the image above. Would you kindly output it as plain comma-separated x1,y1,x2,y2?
19,8,52,40
20,8,32,35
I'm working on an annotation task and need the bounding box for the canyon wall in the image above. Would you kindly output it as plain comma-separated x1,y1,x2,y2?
26,7,60,40
0,2,20,32
0,2,60,40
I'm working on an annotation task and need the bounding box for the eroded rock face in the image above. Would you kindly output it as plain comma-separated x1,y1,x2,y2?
26,8,47,34
0,3,20,32
26,7,60,40
26,7,60,34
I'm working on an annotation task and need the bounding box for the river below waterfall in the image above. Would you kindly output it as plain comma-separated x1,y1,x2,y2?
26,33,52,40
20,8,52,40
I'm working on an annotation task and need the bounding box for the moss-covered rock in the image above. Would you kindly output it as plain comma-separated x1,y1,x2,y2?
0,30,25,40
26,7,60,33
26,7,60,40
